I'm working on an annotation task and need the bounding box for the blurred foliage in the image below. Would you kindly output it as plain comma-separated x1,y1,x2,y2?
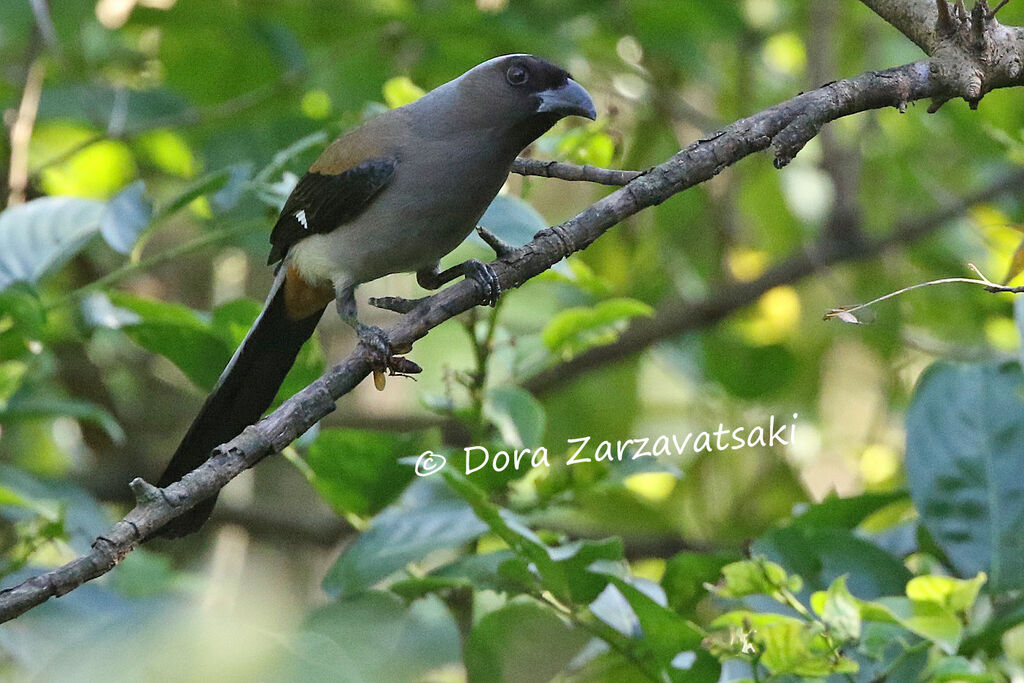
3,0,1024,681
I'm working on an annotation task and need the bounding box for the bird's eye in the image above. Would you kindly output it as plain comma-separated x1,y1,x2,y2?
506,65,529,86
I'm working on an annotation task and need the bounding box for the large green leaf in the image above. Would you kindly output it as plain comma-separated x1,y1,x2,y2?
304,429,418,517
104,294,323,404
321,479,488,598
107,293,232,391
482,385,546,449
289,592,460,682
0,197,106,291
753,525,911,600
905,361,1024,591
464,600,589,683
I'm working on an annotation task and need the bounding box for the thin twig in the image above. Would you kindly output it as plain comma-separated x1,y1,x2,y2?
511,157,642,186
825,264,1024,323
7,58,46,206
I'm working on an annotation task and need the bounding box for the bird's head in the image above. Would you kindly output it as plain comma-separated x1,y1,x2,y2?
418,54,596,153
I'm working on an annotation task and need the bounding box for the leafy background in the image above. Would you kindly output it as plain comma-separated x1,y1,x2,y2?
2,0,1024,681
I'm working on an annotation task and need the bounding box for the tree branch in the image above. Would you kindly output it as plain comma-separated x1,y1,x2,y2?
511,157,642,185
3,45,1022,621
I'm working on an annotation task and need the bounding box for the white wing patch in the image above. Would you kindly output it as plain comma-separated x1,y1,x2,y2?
294,209,309,231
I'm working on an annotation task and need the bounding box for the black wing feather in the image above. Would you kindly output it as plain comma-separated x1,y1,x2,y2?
268,157,396,265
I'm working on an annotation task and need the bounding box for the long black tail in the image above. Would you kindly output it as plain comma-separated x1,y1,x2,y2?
154,274,326,538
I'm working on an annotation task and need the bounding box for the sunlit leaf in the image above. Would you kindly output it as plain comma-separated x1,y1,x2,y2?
542,298,653,358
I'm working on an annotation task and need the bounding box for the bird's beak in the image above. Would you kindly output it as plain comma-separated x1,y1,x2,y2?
536,78,597,120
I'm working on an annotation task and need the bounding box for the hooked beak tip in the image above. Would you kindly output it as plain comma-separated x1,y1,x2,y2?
536,78,597,121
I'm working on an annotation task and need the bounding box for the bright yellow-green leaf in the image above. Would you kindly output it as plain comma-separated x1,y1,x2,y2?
31,122,137,199
382,76,425,108
906,573,987,613
135,129,197,178
865,596,962,654
542,298,653,358
813,576,861,641
715,558,803,599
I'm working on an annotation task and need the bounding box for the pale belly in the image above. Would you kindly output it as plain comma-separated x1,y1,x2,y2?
286,127,515,290
288,209,477,287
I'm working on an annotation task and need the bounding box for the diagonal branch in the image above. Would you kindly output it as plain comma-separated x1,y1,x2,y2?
1,51,1020,622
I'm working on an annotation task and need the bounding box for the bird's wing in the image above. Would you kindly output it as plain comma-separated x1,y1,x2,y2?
268,157,397,265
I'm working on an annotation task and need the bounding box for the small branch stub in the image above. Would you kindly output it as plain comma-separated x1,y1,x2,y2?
128,477,164,506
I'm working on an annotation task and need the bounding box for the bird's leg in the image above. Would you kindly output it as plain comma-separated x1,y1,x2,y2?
336,282,418,376
417,259,501,307
370,230,509,315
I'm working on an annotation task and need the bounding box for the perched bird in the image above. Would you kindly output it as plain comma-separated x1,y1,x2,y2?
155,54,596,537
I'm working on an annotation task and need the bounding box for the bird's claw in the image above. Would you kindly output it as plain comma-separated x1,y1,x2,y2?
355,324,421,381
465,259,501,307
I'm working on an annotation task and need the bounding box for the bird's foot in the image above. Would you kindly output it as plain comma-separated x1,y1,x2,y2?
464,259,501,307
368,295,427,315
355,324,420,390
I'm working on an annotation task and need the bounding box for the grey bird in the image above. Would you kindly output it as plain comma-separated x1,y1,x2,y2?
155,54,596,538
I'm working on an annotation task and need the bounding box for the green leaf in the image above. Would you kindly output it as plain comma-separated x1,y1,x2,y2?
107,292,232,391
105,294,323,403
905,361,1024,591
927,655,999,682
445,472,624,603
482,385,546,449
542,298,654,358
753,525,912,599
905,573,986,613
588,569,719,679
867,596,963,655
714,558,802,599
0,396,124,443
321,479,488,598
590,583,643,638
292,592,460,682
100,181,152,254
811,575,861,641
661,552,738,615
0,197,106,291
465,600,589,683
789,491,909,531
710,612,857,677
304,429,417,517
